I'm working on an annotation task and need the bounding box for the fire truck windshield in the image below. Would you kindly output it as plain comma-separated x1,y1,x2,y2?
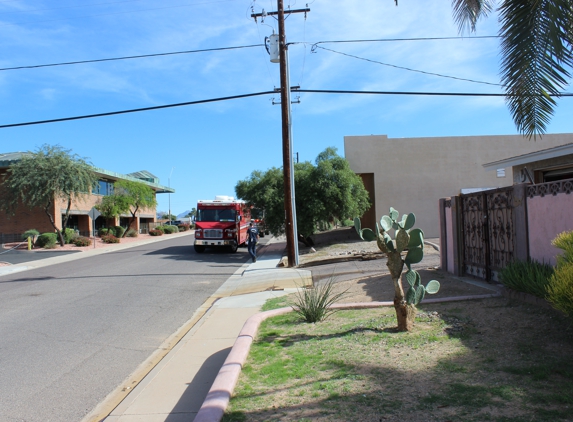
197,208,236,222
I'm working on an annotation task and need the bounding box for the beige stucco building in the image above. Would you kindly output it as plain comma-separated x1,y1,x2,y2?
344,133,573,238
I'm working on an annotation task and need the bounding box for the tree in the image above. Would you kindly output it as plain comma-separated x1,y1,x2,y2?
185,208,197,219
451,0,573,137
0,145,97,247
235,147,370,241
95,195,125,224
111,180,157,236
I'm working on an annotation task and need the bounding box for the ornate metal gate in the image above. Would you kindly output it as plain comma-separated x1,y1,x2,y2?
460,186,516,281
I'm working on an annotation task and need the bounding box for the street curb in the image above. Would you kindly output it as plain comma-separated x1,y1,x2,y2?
0,230,194,277
193,292,501,422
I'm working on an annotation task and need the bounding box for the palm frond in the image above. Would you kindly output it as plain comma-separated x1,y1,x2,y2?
452,0,493,34
499,0,573,138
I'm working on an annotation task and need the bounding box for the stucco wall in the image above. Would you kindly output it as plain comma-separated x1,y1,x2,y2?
344,133,573,238
527,190,573,266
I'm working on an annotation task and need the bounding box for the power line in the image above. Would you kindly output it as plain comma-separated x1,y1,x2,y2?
1,36,498,72
0,91,274,129
295,89,573,97
0,45,262,71
2,88,571,129
313,45,503,87
307,35,500,45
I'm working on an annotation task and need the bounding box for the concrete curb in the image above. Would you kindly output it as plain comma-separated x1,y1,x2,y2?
193,292,501,422
0,230,194,277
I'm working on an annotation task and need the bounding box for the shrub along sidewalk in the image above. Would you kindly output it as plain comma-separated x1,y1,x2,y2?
1,229,193,253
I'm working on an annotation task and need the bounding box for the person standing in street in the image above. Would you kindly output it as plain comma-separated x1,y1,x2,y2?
246,221,259,262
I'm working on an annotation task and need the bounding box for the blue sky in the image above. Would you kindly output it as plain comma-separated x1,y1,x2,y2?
1,0,572,216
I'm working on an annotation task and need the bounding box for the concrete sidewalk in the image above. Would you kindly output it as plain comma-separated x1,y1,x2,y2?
83,239,311,422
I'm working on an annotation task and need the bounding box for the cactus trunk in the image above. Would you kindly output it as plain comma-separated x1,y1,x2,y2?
394,297,416,332
388,257,416,332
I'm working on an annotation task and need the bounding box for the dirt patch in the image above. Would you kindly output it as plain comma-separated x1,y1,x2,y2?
293,227,485,304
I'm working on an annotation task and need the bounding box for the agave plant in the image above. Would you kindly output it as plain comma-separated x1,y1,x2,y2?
354,207,440,331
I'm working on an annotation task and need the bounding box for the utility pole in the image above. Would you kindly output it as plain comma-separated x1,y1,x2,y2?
251,2,309,268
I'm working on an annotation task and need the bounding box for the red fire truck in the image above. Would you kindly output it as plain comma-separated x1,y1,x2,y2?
194,196,250,253
251,207,270,237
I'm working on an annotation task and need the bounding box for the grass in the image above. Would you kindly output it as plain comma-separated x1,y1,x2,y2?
223,297,573,422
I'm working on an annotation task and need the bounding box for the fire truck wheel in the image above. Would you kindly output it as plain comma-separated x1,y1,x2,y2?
194,245,206,253
228,243,238,253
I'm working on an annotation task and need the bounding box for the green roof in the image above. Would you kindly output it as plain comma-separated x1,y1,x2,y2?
0,152,174,194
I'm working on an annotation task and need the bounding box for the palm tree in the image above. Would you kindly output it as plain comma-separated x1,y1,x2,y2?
452,0,573,138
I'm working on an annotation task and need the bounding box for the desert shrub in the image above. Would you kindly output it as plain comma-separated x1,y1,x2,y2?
99,228,109,237
63,228,77,244
149,229,163,236
22,229,40,242
546,230,573,317
341,219,354,227
113,226,126,238
178,224,190,232
36,232,58,248
126,228,138,237
290,279,348,323
155,226,166,233
552,230,573,265
499,259,554,298
162,225,179,234
547,264,573,317
72,236,92,247
101,234,120,244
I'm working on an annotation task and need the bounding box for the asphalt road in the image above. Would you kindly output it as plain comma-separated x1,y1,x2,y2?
0,235,254,422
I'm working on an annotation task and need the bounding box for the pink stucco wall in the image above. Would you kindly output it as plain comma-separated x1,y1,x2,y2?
527,194,573,266
446,205,454,273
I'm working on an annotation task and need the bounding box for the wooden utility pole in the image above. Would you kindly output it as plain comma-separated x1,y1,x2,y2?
277,0,296,267
251,3,309,267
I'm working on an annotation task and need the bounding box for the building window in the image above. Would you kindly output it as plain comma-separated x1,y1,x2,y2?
92,179,114,196
541,166,573,183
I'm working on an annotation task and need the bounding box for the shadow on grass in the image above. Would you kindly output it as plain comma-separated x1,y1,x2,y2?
224,298,573,422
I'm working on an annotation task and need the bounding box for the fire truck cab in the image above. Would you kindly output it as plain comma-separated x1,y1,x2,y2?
193,196,250,253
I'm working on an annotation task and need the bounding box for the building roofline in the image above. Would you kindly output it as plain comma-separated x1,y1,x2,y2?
0,152,174,194
92,167,174,193
483,142,573,170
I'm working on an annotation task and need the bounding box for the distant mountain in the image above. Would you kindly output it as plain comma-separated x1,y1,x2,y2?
177,210,192,218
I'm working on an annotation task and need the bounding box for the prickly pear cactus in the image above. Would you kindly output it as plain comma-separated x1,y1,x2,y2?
354,208,440,330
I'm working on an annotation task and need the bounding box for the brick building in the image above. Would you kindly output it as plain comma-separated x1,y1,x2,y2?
0,152,174,241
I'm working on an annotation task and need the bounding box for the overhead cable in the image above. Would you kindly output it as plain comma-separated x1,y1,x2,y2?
312,45,503,87
2,36,498,72
0,45,263,71
2,88,571,129
0,91,275,128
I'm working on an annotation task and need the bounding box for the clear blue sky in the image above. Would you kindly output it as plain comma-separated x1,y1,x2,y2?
1,1,571,216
